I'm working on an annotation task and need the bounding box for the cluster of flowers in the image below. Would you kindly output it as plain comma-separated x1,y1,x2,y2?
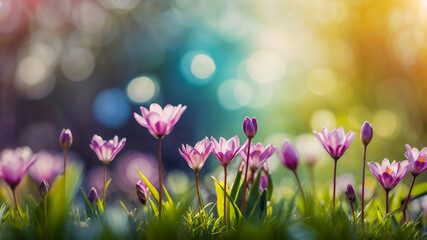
0,103,426,226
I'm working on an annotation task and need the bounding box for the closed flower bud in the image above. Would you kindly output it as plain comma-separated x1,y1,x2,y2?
88,187,98,205
360,121,373,146
243,117,257,139
39,180,49,199
136,181,151,206
259,175,268,192
59,129,73,150
346,184,355,203
277,140,299,171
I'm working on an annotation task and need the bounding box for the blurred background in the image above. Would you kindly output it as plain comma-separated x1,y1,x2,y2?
1,0,427,205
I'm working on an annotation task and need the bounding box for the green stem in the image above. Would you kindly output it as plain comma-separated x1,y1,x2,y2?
63,149,67,191
293,170,307,214
103,164,107,208
402,175,416,223
385,190,389,214
158,137,163,219
241,138,252,213
44,196,47,224
195,171,203,211
12,188,18,221
223,166,227,226
361,144,367,231
332,159,337,210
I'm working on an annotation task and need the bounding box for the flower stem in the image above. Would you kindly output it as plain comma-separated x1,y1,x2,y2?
12,188,18,221
241,138,252,213
195,170,203,211
308,166,315,195
103,164,107,208
333,159,337,210
158,137,163,219
361,144,367,231
402,175,416,223
223,166,227,226
350,201,355,226
44,196,47,224
63,149,67,191
385,190,389,214
293,170,307,214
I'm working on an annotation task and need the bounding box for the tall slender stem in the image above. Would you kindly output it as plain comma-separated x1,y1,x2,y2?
402,175,416,223
195,171,203,211
12,188,18,221
385,190,389,214
158,137,163,219
333,159,337,209
293,170,307,213
241,138,252,213
350,201,355,226
223,166,227,225
308,166,315,195
63,149,67,191
361,144,367,231
44,196,47,224
103,164,107,208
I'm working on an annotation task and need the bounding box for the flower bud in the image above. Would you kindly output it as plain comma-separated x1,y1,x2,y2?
243,117,257,139
59,129,73,150
136,180,151,206
360,121,373,146
346,184,355,203
39,180,49,199
278,140,299,171
259,175,268,192
88,187,98,205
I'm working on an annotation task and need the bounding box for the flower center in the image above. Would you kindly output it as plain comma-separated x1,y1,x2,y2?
386,168,391,174
418,157,425,162
258,147,262,152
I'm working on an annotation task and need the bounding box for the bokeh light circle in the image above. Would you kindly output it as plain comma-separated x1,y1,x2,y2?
126,75,158,103
61,47,95,82
310,110,336,131
306,68,337,96
246,50,286,84
93,88,130,128
372,110,401,138
180,51,215,86
217,79,253,110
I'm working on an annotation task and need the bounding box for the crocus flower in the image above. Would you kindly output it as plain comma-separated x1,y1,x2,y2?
277,140,299,171
179,137,213,172
29,151,63,184
360,121,372,229
136,180,151,206
211,136,245,167
368,158,408,192
88,187,98,205
346,184,355,203
360,121,373,146
39,180,49,199
134,103,187,139
59,128,73,150
368,158,408,214
260,175,268,192
313,127,355,161
90,135,126,165
402,144,427,222
240,142,275,171
243,117,257,139
0,147,38,189
404,144,427,176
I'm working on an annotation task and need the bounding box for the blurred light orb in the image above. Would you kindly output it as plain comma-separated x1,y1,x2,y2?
191,54,216,79
93,88,130,128
61,47,95,82
180,51,215,85
0,0,21,34
247,50,286,84
347,105,371,129
372,110,401,138
127,76,158,103
310,110,336,131
97,0,141,11
218,79,252,110
166,170,189,195
17,56,48,86
73,1,110,35
36,0,70,29
307,68,337,96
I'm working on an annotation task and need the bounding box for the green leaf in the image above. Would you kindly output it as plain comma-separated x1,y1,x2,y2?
105,178,112,194
212,176,242,222
214,178,225,217
245,170,262,217
230,170,242,201
137,168,160,204
119,201,129,216
149,199,159,217
81,188,94,217
163,185,174,208
267,174,273,201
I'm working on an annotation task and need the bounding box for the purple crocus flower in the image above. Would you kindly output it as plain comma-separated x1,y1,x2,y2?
179,137,213,172
346,184,355,203
243,117,257,139
59,128,73,150
136,180,151,206
259,175,268,192
0,147,38,189
360,121,373,146
277,140,299,171
368,158,408,192
90,135,126,164
240,142,275,171
134,103,187,139
313,127,355,161
404,144,427,176
88,187,98,205
29,150,63,185
210,136,245,167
